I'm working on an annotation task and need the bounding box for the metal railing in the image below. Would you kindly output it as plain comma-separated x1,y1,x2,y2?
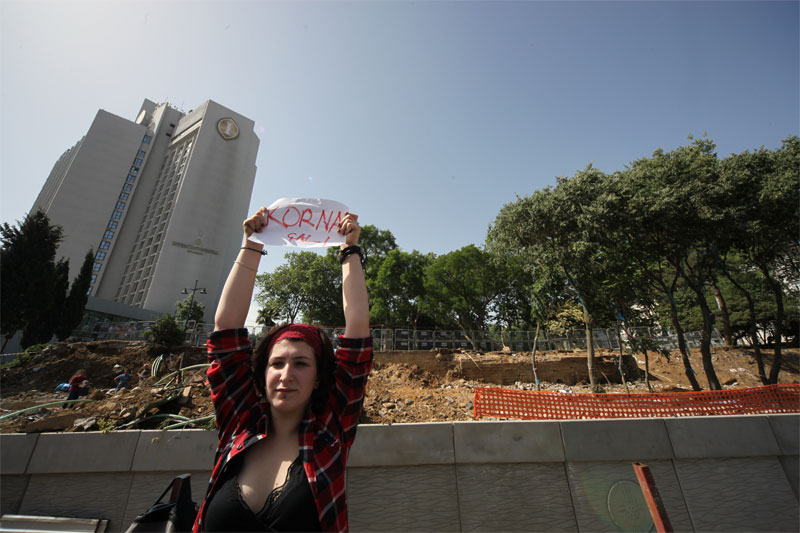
70,321,723,352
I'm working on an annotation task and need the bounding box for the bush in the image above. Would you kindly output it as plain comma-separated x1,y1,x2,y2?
142,314,185,346
0,343,48,369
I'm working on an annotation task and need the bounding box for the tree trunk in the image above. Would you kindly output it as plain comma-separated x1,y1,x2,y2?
652,265,702,390
695,293,722,390
720,268,768,384
761,268,784,384
710,279,734,346
665,290,702,391
458,321,479,352
644,349,653,393
531,322,541,391
584,309,596,388
679,258,722,390
614,319,630,394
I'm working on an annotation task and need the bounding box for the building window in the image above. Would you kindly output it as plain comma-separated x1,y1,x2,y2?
143,135,151,144
103,230,114,239
95,251,106,261
112,210,122,220
91,274,97,283
137,150,146,158
99,241,110,250
119,192,129,200
127,174,136,183
130,167,138,174
108,220,118,229
116,201,126,209
134,158,143,166
93,263,102,272
123,183,132,192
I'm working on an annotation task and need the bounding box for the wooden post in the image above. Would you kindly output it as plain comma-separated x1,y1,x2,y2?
632,462,673,533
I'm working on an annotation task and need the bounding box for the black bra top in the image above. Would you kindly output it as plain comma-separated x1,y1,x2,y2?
204,453,321,532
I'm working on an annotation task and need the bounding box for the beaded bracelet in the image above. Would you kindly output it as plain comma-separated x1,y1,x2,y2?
338,245,364,265
241,246,267,256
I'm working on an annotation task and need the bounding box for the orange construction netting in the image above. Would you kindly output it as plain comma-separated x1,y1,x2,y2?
473,384,800,420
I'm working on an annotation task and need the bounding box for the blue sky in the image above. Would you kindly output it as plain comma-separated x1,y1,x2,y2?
2,0,798,280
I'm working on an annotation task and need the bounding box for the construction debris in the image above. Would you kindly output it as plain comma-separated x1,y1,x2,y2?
1,340,797,432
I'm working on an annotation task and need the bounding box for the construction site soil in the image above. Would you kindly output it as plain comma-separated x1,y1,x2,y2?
1,340,797,434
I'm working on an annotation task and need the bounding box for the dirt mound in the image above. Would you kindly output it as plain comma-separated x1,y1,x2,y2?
1,341,797,433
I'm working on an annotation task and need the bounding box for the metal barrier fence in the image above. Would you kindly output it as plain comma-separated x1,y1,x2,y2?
71,322,723,352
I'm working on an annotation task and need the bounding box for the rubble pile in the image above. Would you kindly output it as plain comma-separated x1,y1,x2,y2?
1,340,797,433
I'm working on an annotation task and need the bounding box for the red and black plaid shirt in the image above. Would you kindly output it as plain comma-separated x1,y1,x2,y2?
193,328,373,532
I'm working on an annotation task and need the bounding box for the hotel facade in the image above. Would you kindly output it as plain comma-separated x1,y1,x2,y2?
31,99,259,325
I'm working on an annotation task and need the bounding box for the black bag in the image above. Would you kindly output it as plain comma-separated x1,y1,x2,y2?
125,474,198,533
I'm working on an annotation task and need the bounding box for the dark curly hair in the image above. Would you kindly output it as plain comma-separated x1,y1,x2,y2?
252,324,335,416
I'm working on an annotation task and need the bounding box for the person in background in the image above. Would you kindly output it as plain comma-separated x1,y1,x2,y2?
138,363,151,381
114,369,134,391
63,369,89,408
194,207,372,532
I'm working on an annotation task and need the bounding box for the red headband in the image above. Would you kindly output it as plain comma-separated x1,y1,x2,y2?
267,324,323,361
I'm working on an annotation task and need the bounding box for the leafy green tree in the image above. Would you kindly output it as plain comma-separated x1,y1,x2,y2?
719,136,800,383
369,249,433,326
175,295,206,325
614,162,703,390
491,253,535,332
488,167,620,386
302,253,345,325
56,250,94,340
624,138,725,389
256,307,276,328
544,300,584,335
1,211,67,349
355,224,397,282
422,245,507,348
40,259,69,345
256,251,342,325
144,313,185,346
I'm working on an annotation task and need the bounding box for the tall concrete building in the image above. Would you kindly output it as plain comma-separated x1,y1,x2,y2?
32,99,259,324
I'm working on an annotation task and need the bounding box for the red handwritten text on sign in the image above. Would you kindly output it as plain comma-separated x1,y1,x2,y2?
248,198,349,248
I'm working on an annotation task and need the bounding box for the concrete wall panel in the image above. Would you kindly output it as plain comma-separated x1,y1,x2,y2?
0,475,30,515
778,456,799,500
457,463,576,531
348,465,460,531
19,472,133,533
768,414,800,456
349,423,454,467
0,433,39,474
131,430,218,471
121,470,211,530
674,457,799,531
566,460,692,532
560,419,673,461
27,431,140,473
666,416,780,459
4,416,798,532
453,421,564,464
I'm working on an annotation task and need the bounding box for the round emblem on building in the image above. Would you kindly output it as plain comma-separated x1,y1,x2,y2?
217,118,239,140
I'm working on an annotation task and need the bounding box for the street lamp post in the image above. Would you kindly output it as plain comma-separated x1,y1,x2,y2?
181,279,207,339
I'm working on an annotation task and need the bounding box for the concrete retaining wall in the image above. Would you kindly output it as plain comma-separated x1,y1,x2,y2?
2,415,798,532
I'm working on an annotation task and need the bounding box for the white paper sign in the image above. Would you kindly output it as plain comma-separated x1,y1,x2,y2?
247,198,350,248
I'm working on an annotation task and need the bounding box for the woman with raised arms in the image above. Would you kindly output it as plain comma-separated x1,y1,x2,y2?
194,207,372,532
